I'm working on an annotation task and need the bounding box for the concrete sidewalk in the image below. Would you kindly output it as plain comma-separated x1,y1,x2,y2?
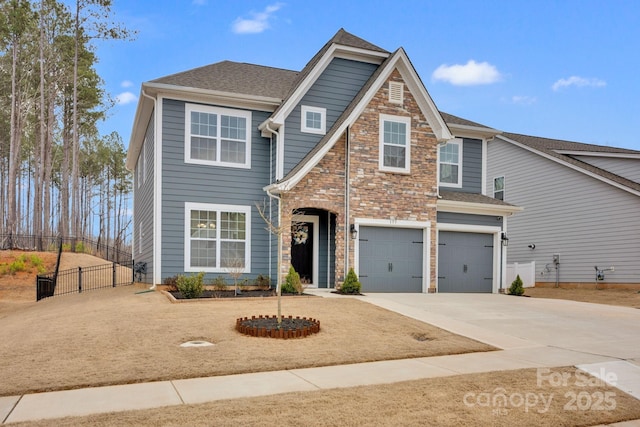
2,291,640,425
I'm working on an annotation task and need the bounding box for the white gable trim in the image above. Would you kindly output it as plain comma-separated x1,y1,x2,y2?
263,44,389,129
265,49,453,193
497,135,640,197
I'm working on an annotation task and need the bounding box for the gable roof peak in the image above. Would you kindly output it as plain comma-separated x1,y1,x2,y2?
329,28,390,54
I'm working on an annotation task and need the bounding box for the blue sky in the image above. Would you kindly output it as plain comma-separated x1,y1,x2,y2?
89,0,640,150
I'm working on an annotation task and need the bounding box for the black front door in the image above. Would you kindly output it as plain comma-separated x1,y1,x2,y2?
291,222,313,284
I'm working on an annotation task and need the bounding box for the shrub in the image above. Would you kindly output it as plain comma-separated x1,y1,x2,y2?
211,276,228,291
253,274,271,290
162,275,180,291
8,259,27,275
75,242,86,253
282,266,302,294
509,274,524,296
176,272,205,298
340,268,362,294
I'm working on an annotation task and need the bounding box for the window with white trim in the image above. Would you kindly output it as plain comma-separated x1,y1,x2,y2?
184,203,251,273
493,176,505,200
379,114,411,173
185,104,251,168
301,105,326,134
439,139,462,187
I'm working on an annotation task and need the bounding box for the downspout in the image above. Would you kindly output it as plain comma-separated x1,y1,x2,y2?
344,126,351,281
140,89,156,290
264,121,282,288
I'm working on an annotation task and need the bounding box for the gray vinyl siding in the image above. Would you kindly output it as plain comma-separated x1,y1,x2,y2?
133,113,155,283
572,155,640,183
160,98,276,283
440,138,483,193
283,58,378,175
487,137,640,284
437,212,503,228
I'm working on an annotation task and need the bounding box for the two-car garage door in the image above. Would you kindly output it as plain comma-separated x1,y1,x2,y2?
357,227,495,293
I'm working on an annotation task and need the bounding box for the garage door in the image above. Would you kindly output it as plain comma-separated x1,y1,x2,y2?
438,231,493,293
359,227,423,292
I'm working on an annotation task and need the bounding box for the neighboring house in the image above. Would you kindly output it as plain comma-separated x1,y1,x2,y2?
125,29,520,293
486,133,640,288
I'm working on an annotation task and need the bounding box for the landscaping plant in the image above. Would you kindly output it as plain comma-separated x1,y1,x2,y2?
340,268,362,294
176,272,205,298
282,265,302,294
509,274,525,296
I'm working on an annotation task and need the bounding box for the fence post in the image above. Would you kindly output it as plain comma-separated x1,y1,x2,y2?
78,266,82,293
132,259,135,284
113,262,117,287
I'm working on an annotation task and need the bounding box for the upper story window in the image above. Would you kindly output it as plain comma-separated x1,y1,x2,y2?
439,139,462,187
301,105,326,134
493,176,505,200
185,104,251,169
379,114,411,173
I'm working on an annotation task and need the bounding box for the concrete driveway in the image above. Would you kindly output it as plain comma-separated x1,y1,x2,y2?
355,293,640,361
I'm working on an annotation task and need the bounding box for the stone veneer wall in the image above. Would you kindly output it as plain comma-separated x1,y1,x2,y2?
281,69,440,290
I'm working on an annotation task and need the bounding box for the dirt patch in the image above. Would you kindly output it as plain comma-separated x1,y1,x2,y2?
0,286,494,396
0,251,58,302
0,251,131,309
12,367,640,427
526,287,640,308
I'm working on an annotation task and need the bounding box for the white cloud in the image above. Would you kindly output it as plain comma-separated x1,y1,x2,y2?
121,80,133,88
552,76,606,91
432,60,502,86
511,95,537,105
115,91,138,105
232,3,284,34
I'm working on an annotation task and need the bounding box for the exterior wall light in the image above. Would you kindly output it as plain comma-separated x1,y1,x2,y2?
501,232,509,247
350,224,358,240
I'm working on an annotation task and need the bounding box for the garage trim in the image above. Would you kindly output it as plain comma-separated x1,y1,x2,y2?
353,218,431,293
436,223,502,293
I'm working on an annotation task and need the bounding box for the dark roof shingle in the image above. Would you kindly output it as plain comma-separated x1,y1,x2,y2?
502,132,640,192
150,61,298,99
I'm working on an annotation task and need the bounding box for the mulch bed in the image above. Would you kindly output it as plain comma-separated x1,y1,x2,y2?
236,315,321,339
169,290,313,299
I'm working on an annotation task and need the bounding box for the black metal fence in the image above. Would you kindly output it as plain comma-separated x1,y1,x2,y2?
36,260,135,301
0,234,131,265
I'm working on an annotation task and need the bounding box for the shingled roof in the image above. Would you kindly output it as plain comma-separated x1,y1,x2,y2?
150,61,298,100
502,132,640,193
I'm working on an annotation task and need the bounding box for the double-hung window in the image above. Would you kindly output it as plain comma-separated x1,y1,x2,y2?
185,203,251,273
439,139,462,187
301,105,326,134
185,104,251,168
379,114,411,173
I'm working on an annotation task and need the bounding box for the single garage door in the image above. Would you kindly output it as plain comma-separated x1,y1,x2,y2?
359,227,423,292
438,231,493,293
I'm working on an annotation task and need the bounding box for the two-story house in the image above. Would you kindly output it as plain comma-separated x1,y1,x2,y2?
486,133,640,288
125,29,521,293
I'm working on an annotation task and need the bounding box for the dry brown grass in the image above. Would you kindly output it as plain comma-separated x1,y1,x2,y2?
526,287,640,308
9,367,640,427
0,285,494,397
